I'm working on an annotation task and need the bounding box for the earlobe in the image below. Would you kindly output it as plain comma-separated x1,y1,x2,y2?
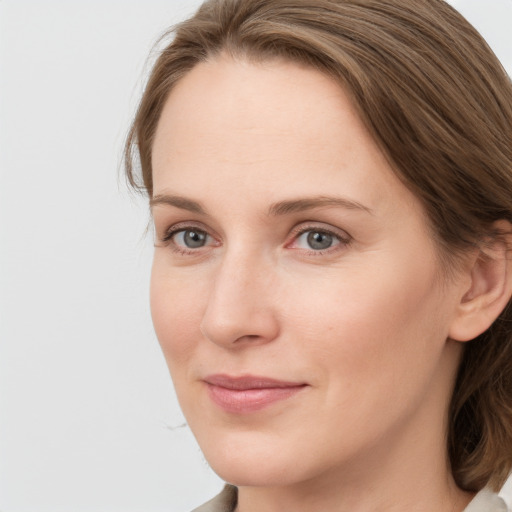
449,221,512,342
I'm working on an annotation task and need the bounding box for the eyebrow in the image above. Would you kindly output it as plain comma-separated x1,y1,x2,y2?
268,196,373,216
150,193,373,216
150,194,207,214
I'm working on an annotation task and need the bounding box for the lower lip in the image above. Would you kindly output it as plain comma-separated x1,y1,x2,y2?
206,383,306,413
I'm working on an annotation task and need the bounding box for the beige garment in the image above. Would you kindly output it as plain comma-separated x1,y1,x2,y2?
191,485,509,512
464,489,509,512
192,485,237,512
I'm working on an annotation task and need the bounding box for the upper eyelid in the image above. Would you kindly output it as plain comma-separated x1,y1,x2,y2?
156,219,351,244
289,222,351,240
159,220,212,237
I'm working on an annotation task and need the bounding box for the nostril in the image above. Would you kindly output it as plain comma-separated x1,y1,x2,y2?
234,334,263,343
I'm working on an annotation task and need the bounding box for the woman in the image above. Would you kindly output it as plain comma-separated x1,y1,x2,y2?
125,0,512,510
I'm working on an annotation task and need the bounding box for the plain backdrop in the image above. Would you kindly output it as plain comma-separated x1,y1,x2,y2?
0,1,511,511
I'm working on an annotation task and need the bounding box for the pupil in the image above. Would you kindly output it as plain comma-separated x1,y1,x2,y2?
307,231,333,250
184,230,206,248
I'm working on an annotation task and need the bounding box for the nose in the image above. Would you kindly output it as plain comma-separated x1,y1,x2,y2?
200,250,280,348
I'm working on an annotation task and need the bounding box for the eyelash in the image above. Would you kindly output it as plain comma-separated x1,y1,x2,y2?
159,222,215,255
288,224,352,256
158,222,352,256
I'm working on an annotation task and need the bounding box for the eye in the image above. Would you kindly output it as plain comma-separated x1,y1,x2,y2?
295,230,339,251
298,230,338,250
288,225,350,254
171,228,210,249
156,222,219,257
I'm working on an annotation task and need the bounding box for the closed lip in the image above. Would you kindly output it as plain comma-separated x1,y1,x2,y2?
203,374,308,413
203,374,307,390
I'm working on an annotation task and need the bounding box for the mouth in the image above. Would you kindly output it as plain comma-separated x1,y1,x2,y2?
203,374,308,413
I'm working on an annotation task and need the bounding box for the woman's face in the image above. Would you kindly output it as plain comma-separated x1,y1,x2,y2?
150,56,469,488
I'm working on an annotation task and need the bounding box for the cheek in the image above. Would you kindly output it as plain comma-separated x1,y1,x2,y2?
150,257,207,369
281,253,450,391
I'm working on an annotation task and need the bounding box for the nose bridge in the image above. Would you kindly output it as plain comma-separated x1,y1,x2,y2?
200,244,279,347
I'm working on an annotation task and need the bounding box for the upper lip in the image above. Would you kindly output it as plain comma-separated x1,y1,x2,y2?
203,374,307,390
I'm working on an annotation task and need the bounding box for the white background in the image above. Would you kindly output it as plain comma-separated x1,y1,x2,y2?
1,1,511,511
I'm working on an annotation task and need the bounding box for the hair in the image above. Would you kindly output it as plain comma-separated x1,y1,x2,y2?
124,0,512,492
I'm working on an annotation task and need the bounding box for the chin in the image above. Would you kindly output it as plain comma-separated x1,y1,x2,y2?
209,456,301,488
197,430,309,487
200,426,351,491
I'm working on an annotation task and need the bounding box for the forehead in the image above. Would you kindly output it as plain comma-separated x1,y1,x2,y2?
151,55,417,216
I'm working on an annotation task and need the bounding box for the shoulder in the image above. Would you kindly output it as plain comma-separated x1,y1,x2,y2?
191,485,238,512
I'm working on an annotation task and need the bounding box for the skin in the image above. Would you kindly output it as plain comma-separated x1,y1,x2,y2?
150,55,478,512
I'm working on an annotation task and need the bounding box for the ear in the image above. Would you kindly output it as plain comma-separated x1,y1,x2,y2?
449,221,512,342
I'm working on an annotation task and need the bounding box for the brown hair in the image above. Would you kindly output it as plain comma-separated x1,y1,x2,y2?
125,0,512,492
